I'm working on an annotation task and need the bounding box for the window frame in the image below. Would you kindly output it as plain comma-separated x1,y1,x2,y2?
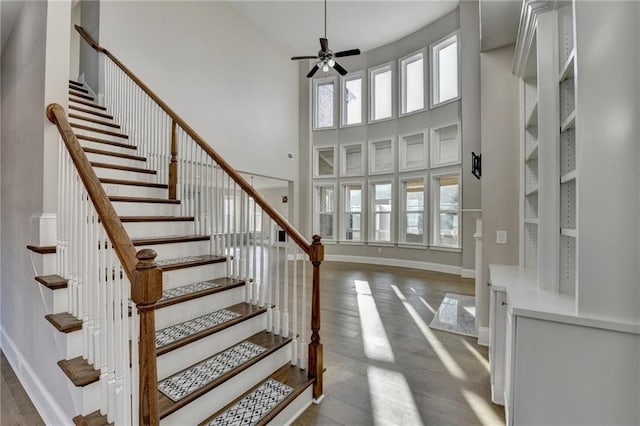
312,182,338,242
312,76,338,131
430,120,462,168
430,31,461,109
340,71,365,128
340,180,366,243
430,168,462,249
368,178,395,245
368,62,396,123
398,48,427,117
313,145,338,178
368,137,396,176
399,130,428,172
340,142,365,177
399,174,428,246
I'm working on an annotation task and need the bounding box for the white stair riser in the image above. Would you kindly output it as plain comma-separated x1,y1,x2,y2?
112,202,180,217
41,253,57,276
162,262,228,290
73,127,130,144
85,152,148,168
103,183,168,199
157,312,267,380
160,342,292,426
80,381,102,417
123,220,195,239
272,385,313,426
135,240,211,261
93,167,157,182
52,287,68,314
155,286,245,330
65,329,83,359
70,119,122,134
78,140,138,156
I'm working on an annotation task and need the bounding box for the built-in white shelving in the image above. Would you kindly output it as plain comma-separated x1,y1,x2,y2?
560,110,575,132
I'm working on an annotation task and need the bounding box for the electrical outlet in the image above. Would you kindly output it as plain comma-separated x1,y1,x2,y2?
497,230,507,244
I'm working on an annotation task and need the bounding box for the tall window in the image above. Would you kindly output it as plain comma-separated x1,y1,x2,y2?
341,73,363,126
314,184,336,240
400,50,425,115
400,177,426,244
431,32,459,107
342,183,363,241
432,173,460,247
370,181,393,242
313,78,336,129
369,63,393,122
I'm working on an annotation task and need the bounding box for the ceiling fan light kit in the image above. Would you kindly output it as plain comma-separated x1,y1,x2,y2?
291,0,361,78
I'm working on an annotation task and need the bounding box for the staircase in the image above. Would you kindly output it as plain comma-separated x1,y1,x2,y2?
37,26,324,426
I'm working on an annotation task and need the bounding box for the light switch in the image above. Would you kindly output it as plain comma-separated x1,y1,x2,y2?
497,230,507,244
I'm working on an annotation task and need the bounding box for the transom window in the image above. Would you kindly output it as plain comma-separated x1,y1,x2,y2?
341,73,363,126
400,50,425,115
431,32,459,107
313,78,336,129
369,63,393,122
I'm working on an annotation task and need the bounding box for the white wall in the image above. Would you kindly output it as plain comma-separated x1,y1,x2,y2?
99,1,299,183
479,45,520,328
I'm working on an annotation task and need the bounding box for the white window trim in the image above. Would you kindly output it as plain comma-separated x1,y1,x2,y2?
430,168,462,249
340,142,365,177
368,61,396,123
340,71,365,128
313,145,338,178
312,181,338,241
399,174,428,245
430,30,461,109
368,137,396,176
399,130,428,172
398,48,427,117
430,120,462,168
369,178,395,244
340,179,366,243
312,76,338,131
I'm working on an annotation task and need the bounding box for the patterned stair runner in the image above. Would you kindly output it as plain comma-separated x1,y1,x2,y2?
155,309,241,349
160,280,222,301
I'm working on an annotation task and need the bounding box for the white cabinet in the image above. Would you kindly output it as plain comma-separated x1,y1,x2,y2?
489,288,506,405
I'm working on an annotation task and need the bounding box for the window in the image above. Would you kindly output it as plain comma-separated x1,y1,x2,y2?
313,146,336,177
431,32,459,107
341,72,364,126
369,138,395,175
247,197,263,232
370,181,393,242
400,50,425,115
340,143,364,176
313,184,336,240
432,172,461,247
313,77,336,129
399,131,427,171
369,63,394,122
431,122,461,167
341,182,363,241
400,177,427,244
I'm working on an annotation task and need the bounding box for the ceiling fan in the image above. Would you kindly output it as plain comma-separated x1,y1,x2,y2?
291,0,361,78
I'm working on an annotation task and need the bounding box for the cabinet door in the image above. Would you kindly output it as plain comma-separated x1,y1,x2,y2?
504,309,515,425
489,289,507,405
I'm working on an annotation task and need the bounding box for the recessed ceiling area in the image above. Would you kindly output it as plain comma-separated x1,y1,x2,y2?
227,0,460,55
479,0,521,51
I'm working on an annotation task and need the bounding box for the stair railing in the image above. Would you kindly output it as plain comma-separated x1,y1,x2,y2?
47,104,162,425
76,21,325,413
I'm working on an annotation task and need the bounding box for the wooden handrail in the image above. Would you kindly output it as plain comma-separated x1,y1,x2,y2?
75,25,312,254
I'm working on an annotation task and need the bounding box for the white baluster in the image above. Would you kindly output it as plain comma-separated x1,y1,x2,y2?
301,254,307,369
266,216,273,332
274,236,280,335
282,242,289,338
291,244,298,365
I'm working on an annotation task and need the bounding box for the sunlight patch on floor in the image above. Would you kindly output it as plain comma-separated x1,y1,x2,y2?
355,280,395,363
391,284,467,380
461,339,490,372
417,296,436,314
462,388,504,425
367,365,424,426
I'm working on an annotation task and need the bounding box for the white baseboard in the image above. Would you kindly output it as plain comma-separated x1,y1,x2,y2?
477,326,489,347
461,268,475,278
0,328,72,426
324,254,462,276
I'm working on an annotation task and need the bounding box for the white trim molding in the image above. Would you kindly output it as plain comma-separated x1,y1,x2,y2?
461,268,475,278
324,254,462,276
477,326,489,347
513,0,554,77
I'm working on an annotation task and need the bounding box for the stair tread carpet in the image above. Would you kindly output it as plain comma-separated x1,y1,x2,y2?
58,356,100,387
69,104,114,120
132,234,209,246
90,162,155,174
70,114,120,129
45,312,82,333
27,244,56,254
199,365,312,426
156,277,245,309
100,178,166,189
156,255,227,271
76,134,136,150
68,97,107,111
156,303,266,355
158,332,292,419
35,274,68,290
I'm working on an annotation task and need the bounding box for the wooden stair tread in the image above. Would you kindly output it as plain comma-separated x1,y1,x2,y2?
58,356,100,387
119,215,192,222
45,312,82,333
26,244,56,254
109,196,180,204
100,178,166,189
199,364,314,426
156,302,266,356
71,123,128,139
73,410,112,426
90,162,156,174
69,91,94,101
70,113,120,129
85,147,146,162
69,104,113,120
69,97,107,111
132,234,209,246
35,274,68,290
76,134,136,150
156,255,226,271
68,85,88,94
156,277,245,309
158,331,291,419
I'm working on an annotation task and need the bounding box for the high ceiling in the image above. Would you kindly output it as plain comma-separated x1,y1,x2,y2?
1,0,25,55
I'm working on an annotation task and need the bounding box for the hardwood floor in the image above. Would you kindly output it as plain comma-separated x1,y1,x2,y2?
1,352,44,425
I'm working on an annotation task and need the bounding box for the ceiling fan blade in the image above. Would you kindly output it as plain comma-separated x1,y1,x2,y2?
291,56,318,60
320,37,329,52
332,61,348,76
335,48,361,58
306,64,320,78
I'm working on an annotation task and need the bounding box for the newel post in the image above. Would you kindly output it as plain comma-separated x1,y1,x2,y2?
133,249,162,426
168,119,178,200
307,234,324,401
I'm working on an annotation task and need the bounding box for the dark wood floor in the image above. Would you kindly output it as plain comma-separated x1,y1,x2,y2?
0,261,503,425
